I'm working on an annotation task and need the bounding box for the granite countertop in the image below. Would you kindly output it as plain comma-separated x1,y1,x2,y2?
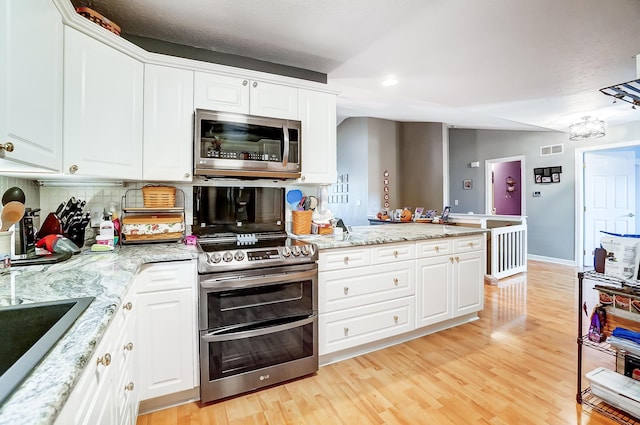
0,243,198,425
292,223,488,250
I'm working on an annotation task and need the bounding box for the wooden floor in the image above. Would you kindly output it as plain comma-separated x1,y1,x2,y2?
137,260,622,425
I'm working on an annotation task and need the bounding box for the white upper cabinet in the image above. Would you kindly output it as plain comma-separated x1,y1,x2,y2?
143,64,194,181
194,72,298,120
0,0,63,172
298,89,337,184
63,26,143,179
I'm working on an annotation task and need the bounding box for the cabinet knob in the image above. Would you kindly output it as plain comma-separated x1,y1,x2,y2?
344,327,349,336
252,81,258,88
242,80,248,86
123,301,133,311
434,246,440,252
393,315,398,323
124,382,135,392
300,175,306,182
343,256,349,264
393,278,399,285
455,256,460,262
468,242,474,247
393,250,398,257
124,342,134,351
69,164,79,174
184,172,190,179
449,257,454,263
344,287,349,295
0,142,14,153
97,353,112,367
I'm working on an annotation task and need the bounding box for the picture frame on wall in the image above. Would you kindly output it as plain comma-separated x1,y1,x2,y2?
535,174,542,183
552,172,560,183
463,179,472,190
541,176,552,183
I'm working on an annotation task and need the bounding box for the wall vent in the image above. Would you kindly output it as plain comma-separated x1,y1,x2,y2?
540,144,564,156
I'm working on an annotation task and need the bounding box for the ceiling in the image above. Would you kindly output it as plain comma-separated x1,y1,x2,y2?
75,0,640,132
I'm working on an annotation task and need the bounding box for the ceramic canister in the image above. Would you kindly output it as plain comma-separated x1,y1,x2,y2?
0,231,12,274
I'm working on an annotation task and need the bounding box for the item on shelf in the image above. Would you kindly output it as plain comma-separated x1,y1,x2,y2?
142,185,176,208
601,235,640,280
624,354,640,381
121,214,184,242
586,367,640,419
75,7,121,36
589,306,607,343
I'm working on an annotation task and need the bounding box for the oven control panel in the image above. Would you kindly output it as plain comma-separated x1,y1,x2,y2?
199,242,318,273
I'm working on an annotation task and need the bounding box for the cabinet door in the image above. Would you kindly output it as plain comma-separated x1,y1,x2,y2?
143,64,194,181
63,26,143,179
453,250,484,316
0,0,63,171
137,288,196,400
416,256,453,327
194,72,249,113
297,89,336,184
249,80,298,120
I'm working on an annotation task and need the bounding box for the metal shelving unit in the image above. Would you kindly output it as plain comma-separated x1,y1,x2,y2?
120,187,186,244
578,270,640,424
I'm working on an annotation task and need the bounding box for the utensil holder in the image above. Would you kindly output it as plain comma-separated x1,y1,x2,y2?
292,210,312,235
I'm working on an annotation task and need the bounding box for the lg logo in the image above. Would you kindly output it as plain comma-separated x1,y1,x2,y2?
259,374,270,381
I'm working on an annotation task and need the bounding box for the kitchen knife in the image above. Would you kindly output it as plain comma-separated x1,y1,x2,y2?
55,202,65,216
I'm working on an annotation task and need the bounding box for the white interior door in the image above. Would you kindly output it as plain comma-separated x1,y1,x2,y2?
583,151,636,266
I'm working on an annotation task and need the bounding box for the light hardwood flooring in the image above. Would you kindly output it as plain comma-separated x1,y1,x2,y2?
137,260,622,425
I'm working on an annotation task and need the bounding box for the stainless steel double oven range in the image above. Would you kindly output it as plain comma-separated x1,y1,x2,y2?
194,186,318,404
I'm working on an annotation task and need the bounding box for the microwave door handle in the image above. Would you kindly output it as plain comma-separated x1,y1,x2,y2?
282,123,289,167
201,315,316,342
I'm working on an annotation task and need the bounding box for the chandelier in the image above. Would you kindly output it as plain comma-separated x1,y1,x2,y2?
568,116,605,141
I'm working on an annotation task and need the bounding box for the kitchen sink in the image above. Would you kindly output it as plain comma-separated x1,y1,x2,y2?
0,296,94,405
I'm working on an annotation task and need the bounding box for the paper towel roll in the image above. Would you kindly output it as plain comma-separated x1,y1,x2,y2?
318,185,329,213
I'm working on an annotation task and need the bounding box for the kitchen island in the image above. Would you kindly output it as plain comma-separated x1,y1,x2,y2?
296,223,489,365
0,243,197,425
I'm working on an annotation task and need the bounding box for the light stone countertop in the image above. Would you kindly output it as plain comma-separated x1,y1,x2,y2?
291,223,489,250
0,243,198,425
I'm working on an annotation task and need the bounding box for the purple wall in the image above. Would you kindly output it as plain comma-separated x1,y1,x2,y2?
493,160,521,215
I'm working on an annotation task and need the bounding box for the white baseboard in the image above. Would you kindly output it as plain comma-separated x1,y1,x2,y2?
528,254,575,266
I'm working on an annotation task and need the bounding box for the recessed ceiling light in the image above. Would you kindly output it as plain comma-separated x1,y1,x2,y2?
381,76,398,87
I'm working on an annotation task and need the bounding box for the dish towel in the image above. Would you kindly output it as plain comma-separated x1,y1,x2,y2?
612,327,640,344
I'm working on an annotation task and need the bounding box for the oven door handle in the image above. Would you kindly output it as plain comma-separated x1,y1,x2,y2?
201,314,316,342
200,269,316,289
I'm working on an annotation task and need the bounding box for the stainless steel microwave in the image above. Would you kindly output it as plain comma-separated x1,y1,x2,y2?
194,109,301,179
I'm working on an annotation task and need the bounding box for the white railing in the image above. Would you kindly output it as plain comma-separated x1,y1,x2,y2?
490,224,527,279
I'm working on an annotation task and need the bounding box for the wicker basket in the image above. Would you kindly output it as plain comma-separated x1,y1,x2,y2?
292,210,312,235
142,185,176,208
75,7,121,36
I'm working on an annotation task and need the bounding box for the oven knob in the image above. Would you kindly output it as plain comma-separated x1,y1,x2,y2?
292,246,301,256
209,252,222,264
234,251,245,261
301,245,311,256
223,251,234,262
281,246,292,257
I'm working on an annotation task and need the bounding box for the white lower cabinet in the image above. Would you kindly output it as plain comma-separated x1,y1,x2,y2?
56,288,137,425
318,243,415,355
135,260,198,401
416,236,484,327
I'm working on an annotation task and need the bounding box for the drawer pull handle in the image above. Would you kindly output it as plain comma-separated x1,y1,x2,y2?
344,327,349,336
0,142,14,153
97,353,111,367
393,278,399,285
343,256,349,264
393,250,398,257
434,246,440,252
393,315,398,323
124,382,135,392
344,287,349,295
124,342,134,351
123,302,133,311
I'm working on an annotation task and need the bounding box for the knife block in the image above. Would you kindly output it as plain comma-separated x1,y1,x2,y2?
37,213,62,240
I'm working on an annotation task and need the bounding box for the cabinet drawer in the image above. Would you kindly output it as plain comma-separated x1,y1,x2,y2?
454,236,484,253
370,243,415,263
416,239,452,258
319,297,415,355
135,260,196,293
318,247,370,271
320,262,415,313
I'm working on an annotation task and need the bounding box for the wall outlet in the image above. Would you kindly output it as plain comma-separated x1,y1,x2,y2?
454,200,459,205
533,191,541,197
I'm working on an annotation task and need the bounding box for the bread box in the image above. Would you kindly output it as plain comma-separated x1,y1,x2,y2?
121,214,184,242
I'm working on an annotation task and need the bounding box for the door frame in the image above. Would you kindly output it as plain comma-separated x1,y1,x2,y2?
574,140,640,267
484,155,526,216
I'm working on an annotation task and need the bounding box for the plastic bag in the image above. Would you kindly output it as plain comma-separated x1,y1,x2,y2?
588,306,607,343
